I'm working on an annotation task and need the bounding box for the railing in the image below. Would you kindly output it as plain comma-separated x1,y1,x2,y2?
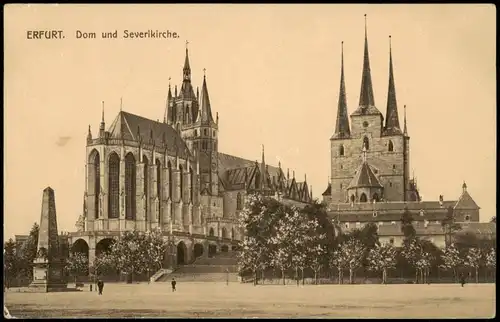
150,268,173,283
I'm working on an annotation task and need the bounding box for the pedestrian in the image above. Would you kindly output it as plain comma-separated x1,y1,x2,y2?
97,279,104,295
171,278,177,292
459,273,466,287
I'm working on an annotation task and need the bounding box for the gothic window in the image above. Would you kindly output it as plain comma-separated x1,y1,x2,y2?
236,192,242,210
213,130,216,137
209,228,214,237
156,158,162,203
144,156,149,220
360,193,368,203
179,165,184,200
393,164,396,170
194,129,198,137
465,215,471,222
339,145,345,156
168,161,173,199
350,195,355,203
389,182,393,187
189,167,194,202
108,152,120,219
372,193,380,202
221,227,227,238
363,137,370,150
125,153,136,220
363,121,369,128
388,140,394,152
231,228,235,239
204,129,208,136
90,150,100,219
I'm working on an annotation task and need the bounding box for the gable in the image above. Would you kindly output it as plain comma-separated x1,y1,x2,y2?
454,191,480,210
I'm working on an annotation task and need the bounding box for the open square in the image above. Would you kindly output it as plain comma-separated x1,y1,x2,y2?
4,282,496,318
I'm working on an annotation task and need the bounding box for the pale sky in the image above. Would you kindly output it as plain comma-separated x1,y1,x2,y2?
3,4,496,240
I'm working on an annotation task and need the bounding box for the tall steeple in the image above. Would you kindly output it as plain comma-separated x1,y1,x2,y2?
183,41,191,81
384,35,403,135
358,14,375,109
332,41,351,139
197,70,215,124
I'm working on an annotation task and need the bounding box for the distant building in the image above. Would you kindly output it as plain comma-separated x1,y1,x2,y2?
323,20,483,246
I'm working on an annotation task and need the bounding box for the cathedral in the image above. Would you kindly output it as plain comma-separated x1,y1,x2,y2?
74,46,313,264
322,20,481,247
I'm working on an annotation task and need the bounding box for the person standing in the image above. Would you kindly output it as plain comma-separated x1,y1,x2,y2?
459,273,466,287
171,278,177,292
97,279,104,295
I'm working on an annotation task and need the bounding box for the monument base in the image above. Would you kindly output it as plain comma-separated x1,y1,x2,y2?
29,262,68,293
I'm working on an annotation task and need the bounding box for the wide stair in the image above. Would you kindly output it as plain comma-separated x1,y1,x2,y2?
156,252,240,283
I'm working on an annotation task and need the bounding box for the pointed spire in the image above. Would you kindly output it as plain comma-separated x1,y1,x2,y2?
196,86,199,101
384,35,402,135
87,125,92,142
304,173,307,183
287,168,290,180
358,14,375,109
120,97,123,112
333,41,351,139
198,70,215,124
403,104,408,135
310,185,313,200
183,41,191,81
99,101,105,137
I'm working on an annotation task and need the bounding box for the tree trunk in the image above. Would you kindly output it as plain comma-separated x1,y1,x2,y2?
295,267,299,286
261,270,265,285
282,269,285,285
475,267,479,284
382,268,387,284
349,268,353,285
254,270,257,286
420,269,424,284
415,269,419,284
338,269,342,285
314,270,318,285
301,268,305,285
453,268,457,283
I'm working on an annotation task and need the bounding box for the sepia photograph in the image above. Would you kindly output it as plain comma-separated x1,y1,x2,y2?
3,3,496,318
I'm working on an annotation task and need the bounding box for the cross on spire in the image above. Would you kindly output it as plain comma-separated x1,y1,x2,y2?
186,40,189,49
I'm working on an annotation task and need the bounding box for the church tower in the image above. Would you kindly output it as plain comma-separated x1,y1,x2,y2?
329,15,410,204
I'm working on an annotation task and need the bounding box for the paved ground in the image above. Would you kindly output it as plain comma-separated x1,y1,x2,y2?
4,282,496,318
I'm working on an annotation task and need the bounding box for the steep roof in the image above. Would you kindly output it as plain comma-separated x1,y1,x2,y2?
107,111,191,159
347,162,383,189
454,190,480,210
322,183,332,196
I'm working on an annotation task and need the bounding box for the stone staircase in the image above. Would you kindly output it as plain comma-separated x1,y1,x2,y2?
156,252,239,283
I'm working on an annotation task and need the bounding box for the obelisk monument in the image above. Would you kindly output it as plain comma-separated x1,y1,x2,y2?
29,187,67,292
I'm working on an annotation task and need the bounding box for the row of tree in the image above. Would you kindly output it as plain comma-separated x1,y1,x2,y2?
237,194,497,285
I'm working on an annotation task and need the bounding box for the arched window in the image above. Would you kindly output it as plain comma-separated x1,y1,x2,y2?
125,153,136,220
360,193,368,203
231,228,235,239
221,227,227,238
189,167,194,202
89,150,100,219
388,140,394,152
236,192,242,210
194,129,198,137
350,195,355,203
143,156,149,220
209,228,214,237
339,145,345,156
156,159,162,221
363,137,370,150
168,161,173,200
204,129,208,136
372,193,380,202
108,152,120,219
179,165,184,200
